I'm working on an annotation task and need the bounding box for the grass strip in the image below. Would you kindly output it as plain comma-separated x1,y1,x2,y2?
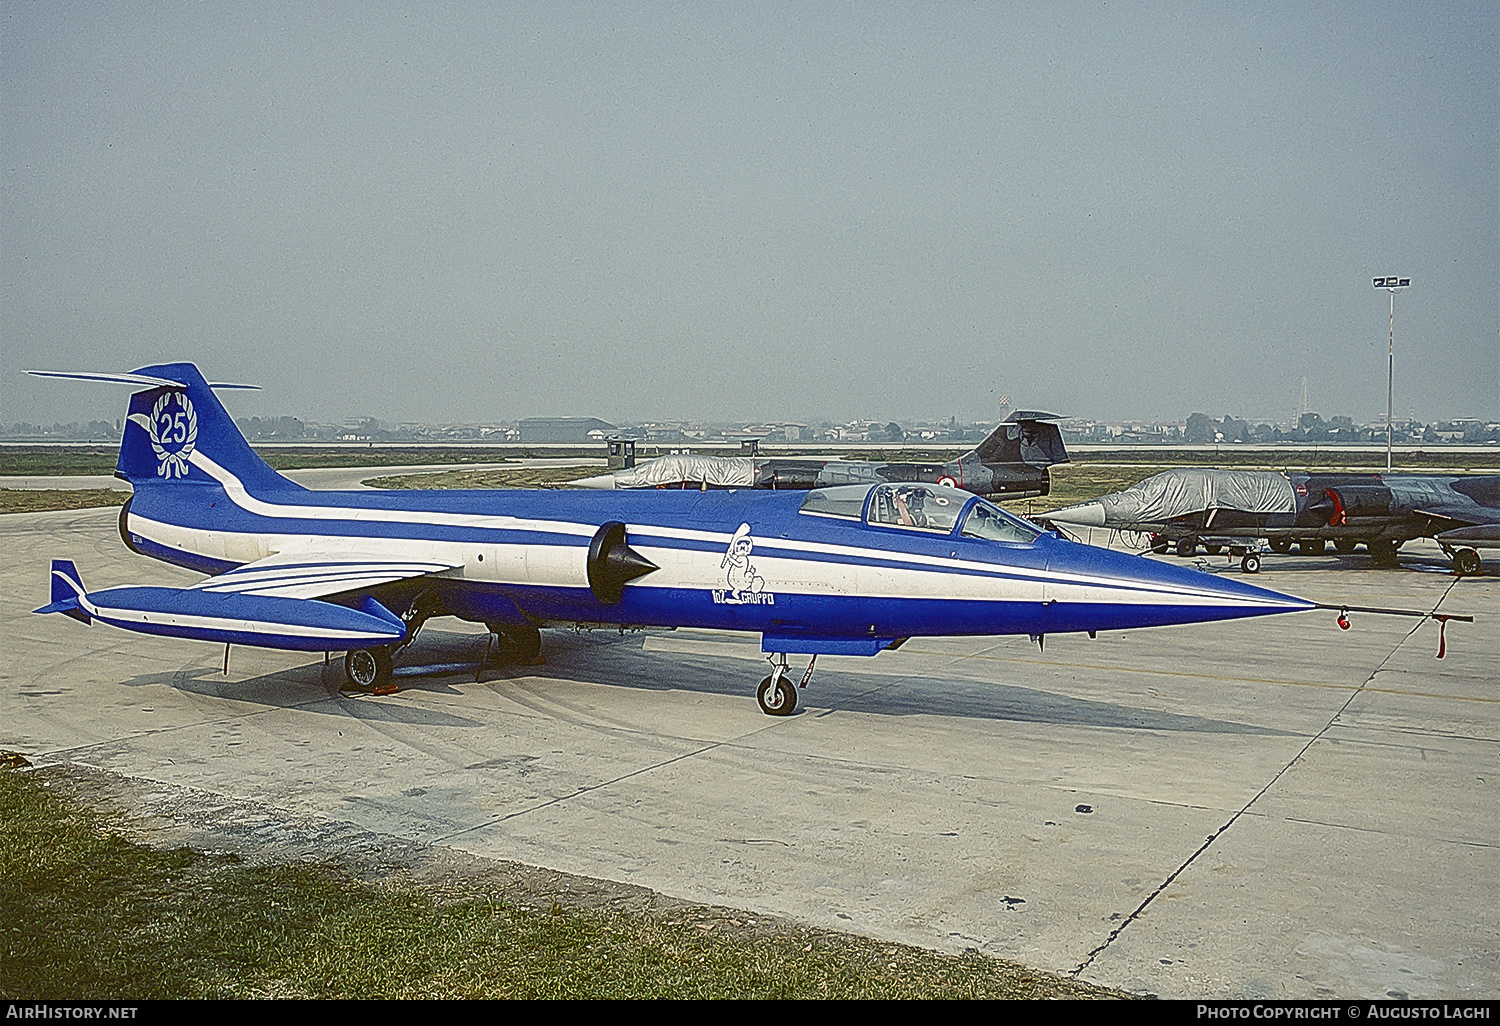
363,466,592,490
0,489,128,514
6,444,1494,479
0,447,583,476
0,767,1120,1000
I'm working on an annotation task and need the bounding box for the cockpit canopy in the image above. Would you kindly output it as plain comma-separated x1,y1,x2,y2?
799,483,1041,543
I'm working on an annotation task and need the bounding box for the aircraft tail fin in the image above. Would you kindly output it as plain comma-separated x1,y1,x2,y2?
972,411,1069,467
30,364,294,493
35,559,91,623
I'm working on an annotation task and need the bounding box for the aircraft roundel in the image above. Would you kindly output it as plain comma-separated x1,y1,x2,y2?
937,475,958,488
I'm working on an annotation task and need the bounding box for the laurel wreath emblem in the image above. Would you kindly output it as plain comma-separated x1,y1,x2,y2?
147,392,198,479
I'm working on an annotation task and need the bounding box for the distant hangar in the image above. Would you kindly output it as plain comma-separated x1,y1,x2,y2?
518,417,616,443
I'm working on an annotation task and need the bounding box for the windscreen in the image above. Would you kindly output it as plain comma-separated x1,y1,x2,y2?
799,484,873,520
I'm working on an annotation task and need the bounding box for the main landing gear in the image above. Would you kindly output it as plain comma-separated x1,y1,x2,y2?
339,591,548,695
341,592,445,695
343,645,395,694
486,623,544,665
1447,547,1483,577
342,623,543,695
757,653,816,716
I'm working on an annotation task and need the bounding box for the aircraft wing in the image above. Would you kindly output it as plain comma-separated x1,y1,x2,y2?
184,551,461,600
1413,505,1500,527
1407,476,1500,530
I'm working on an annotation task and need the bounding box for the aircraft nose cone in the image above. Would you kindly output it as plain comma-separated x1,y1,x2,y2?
569,473,618,489
1043,540,1313,633
1045,502,1107,528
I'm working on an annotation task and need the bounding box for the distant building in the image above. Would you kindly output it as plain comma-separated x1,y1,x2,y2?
518,417,616,443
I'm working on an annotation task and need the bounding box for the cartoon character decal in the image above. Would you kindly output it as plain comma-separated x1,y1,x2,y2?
714,522,774,605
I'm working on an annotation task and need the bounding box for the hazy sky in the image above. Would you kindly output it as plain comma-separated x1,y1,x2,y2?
4,2,1496,429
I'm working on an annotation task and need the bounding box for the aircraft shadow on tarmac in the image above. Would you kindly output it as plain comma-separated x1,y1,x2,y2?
114,626,1292,736
485,630,1295,736
117,642,492,728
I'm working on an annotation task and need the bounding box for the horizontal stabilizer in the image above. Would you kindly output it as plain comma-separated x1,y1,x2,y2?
34,362,283,490
27,370,260,391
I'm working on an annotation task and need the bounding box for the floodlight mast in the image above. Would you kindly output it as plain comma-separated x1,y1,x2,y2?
1373,276,1411,472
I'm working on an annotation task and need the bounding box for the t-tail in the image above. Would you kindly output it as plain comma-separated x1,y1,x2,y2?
947,411,1068,498
30,363,294,494
971,411,1069,469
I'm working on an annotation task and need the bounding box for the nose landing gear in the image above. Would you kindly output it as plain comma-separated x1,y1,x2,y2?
756,653,816,716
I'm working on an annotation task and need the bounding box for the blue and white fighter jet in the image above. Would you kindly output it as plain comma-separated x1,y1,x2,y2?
33,363,1315,715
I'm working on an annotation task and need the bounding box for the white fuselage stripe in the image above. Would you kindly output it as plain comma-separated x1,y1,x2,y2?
128,507,1300,611
185,454,1270,605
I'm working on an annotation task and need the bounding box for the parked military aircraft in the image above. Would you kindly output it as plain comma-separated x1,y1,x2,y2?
1045,467,1500,575
30,365,1398,715
570,411,1069,499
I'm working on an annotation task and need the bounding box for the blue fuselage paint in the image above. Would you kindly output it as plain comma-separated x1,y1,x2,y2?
42,362,1313,661
121,472,1311,649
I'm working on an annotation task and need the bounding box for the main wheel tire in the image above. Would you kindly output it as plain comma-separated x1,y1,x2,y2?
756,675,798,716
1454,548,1482,576
1269,538,1292,554
506,625,543,662
1300,538,1326,555
1175,537,1197,558
488,624,542,663
1334,538,1358,554
343,647,393,692
1204,543,1222,555
1150,536,1169,554
1368,539,1399,565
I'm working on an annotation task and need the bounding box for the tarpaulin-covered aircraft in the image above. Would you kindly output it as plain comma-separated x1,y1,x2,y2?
31,365,1342,714
1045,467,1500,575
570,411,1069,498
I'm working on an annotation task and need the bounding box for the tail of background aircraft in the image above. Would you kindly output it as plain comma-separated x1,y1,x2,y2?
972,411,1069,468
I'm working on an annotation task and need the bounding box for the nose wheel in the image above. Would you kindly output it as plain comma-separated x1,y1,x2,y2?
756,653,814,716
757,674,797,715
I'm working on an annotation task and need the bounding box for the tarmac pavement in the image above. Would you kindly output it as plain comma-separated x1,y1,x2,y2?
1,457,602,493
2,506,1494,999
